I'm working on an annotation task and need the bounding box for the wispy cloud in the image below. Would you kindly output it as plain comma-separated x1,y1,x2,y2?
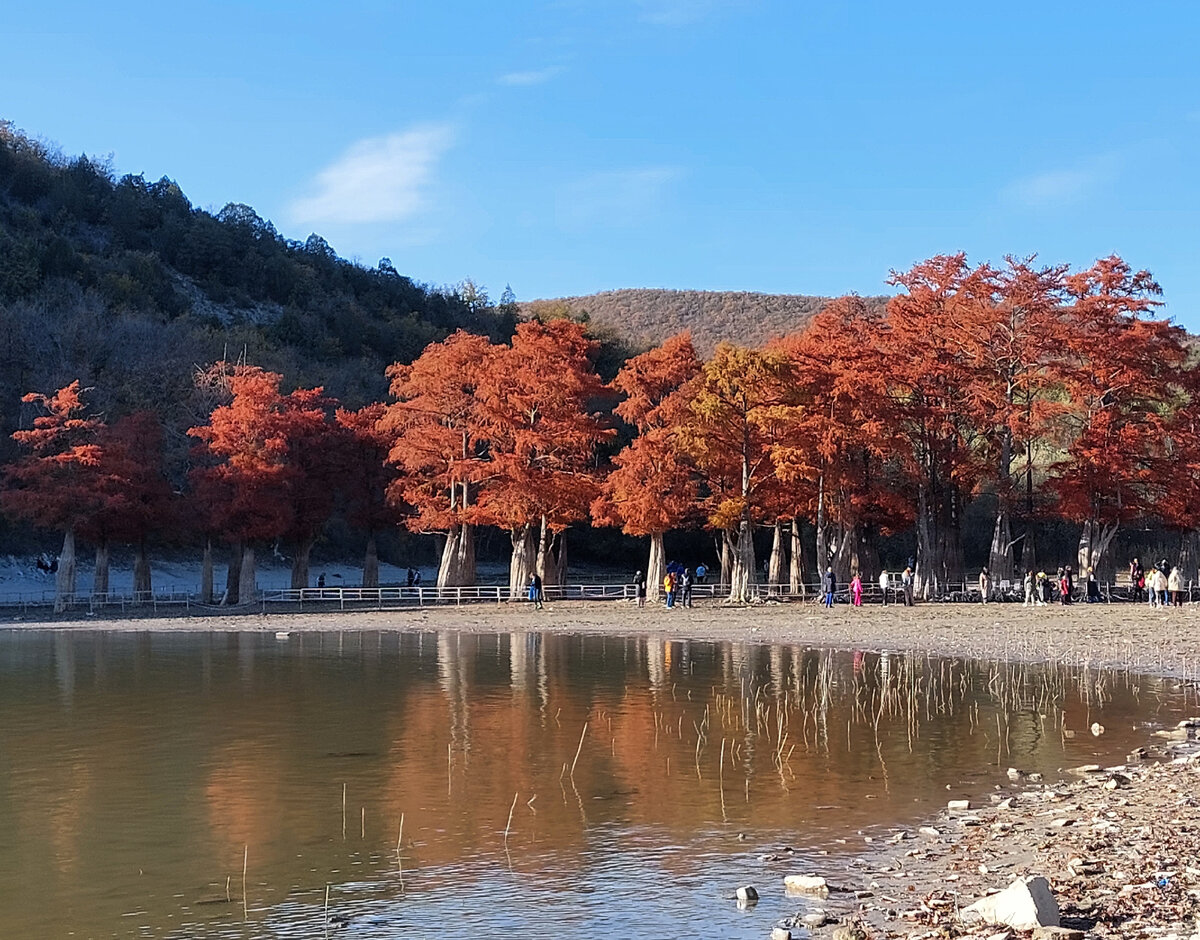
289,123,455,226
634,0,742,26
498,66,563,86
558,166,682,228
1002,155,1120,209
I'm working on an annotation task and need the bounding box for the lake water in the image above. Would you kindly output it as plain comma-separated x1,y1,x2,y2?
0,628,1191,938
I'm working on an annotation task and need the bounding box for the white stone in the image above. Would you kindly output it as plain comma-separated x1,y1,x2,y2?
961,875,1060,931
736,885,758,902
770,929,792,940
948,799,971,811
783,874,828,895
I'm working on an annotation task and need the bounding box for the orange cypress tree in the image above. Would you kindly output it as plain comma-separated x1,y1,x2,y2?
592,332,700,595
336,402,400,587
78,411,175,597
188,365,294,603
773,298,908,583
474,319,611,593
380,331,495,587
1048,256,1186,578
677,342,795,603
2,381,106,610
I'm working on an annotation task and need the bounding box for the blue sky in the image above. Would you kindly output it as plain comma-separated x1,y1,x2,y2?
3,1,1199,323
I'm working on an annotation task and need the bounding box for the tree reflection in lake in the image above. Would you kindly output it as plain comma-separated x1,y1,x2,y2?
0,628,1189,938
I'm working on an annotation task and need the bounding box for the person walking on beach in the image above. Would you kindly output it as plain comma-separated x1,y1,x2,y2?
822,567,836,608
1130,557,1145,602
634,570,647,608
1058,568,1070,606
978,567,991,604
528,573,544,610
879,569,889,606
850,572,863,607
1023,570,1034,606
901,566,914,606
664,570,676,608
1168,566,1183,607
1086,567,1100,603
681,568,694,608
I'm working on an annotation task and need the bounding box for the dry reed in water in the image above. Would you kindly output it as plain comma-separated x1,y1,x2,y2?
570,722,588,777
504,791,519,843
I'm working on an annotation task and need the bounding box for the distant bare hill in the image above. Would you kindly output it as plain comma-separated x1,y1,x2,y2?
522,289,892,355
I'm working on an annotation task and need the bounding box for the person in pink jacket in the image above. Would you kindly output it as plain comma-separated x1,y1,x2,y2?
850,573,863,607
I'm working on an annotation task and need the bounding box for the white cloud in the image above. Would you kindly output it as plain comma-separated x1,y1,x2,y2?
559,166,682,228
1003,155,1120,209
289,123,455,226
498,66,563,86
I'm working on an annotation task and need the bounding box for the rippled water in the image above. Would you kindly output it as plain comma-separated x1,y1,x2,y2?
0,628,1191,938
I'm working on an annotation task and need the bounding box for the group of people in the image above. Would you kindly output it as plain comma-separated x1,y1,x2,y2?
1017,566,1097,606
633,563,702,608
821,566,917,608
1130,557,1186,608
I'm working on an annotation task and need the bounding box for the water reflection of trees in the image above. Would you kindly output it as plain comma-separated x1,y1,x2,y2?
0,629,1188,936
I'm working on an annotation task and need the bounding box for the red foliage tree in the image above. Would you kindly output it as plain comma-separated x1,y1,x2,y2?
2,381,105,610
380,331,496,587
677,342,795,602
773,298,909,585
1048,256,1186,579
336,402,400,587
474,319,611,593
188,365,340,599
592,332,700,596
78,411,175,597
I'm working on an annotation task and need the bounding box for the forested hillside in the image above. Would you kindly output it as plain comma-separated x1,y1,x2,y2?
523,289,890,355
0,120,516,468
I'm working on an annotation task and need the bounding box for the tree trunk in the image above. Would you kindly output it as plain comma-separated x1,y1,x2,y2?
1019,524,1036,575
939,486,967,586
508,524,537,597
291,537,314,590
240,546,257,601
222,542,242,606
815,472,828,573
718,531,734,591
1078,518,1119,582
830,521,856,583
727,520,755,604
988,506,1015,584
767,520,785,595
362,533,380,588
914,485,935,599
789,518,805,597
437,522,476,587
647,531,666,600
93,539,110,596
201,540,214,605
536,516,568,586
133,541,151,597
54,527,77,613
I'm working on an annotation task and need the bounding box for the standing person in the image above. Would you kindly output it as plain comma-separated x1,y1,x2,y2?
664,570,675,609
1130,557,1145,601
1023,570,1034,607
1058,568,1070,606
901,566,914,606
850,572,863,607
634,570,647,608
1064,566,1074,603
1149,567,1160,608
822,567,836,608
695,563,707,584
1086,567,1100,603
528,573,544,610
879,569,890,606
978,567,991,604
681,568,694,608
1168,565,1183,607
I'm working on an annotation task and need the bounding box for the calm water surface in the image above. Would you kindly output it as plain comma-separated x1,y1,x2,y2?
0,628,1192,938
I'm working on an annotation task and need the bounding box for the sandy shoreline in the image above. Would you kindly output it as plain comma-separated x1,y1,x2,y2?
13,599,1200,680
